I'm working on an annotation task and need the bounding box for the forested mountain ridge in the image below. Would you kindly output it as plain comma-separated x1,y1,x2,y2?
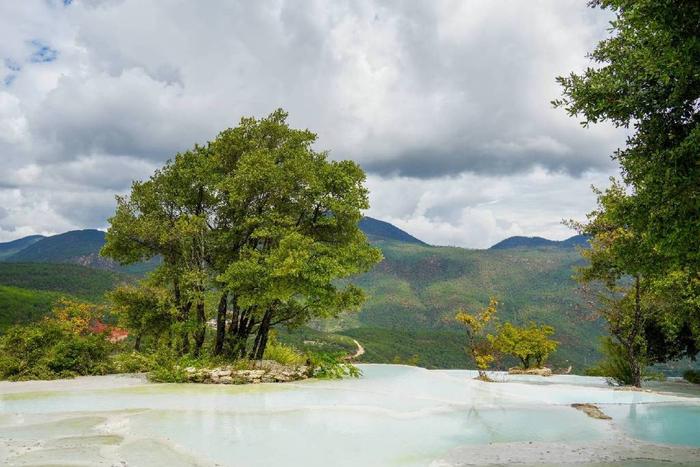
0,235,45,260
490,234,589,250
358,217,427,245
5,230,108,265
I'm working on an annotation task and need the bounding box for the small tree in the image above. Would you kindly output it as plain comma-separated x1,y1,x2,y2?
455,298,498,380
490,322,558,369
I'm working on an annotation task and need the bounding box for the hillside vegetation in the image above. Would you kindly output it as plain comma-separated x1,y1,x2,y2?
328,239,604,370
0,263,129,301
0,285,62,332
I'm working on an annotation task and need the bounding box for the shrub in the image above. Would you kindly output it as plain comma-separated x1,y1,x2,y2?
307,352,361,379
263,341,306,366
684,370,700,384
111,351,158,373
148,363,188,383
46,334,113,376
0,321,114,380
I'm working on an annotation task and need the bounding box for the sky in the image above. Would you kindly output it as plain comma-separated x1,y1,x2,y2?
0,0,625,248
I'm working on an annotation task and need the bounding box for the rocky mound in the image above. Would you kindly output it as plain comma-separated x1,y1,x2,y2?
183,360,310,384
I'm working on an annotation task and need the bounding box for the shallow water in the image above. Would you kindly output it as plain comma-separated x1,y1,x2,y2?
0,365,698,466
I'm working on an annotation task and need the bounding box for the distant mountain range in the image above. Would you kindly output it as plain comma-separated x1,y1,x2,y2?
359,217,427,245
0,235,45,260
0,218,586,264
6,230,108,264
0,218,602,370
489,234,589,250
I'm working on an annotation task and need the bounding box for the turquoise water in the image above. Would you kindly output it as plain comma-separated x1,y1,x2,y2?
602,403,700,447
1,365,699,466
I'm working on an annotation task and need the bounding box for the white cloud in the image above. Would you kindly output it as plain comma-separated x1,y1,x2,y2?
0,0,624,244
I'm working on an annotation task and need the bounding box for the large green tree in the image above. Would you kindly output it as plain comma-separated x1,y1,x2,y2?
103,109,381,360
555,0,700,366
210,110,382,359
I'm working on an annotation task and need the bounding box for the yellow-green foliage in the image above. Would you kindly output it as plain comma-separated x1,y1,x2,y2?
455,298,499,377
489,322,558,369
263,341,306,366
111,351,157,373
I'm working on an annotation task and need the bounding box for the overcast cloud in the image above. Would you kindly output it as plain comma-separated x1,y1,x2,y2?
0,0,624,247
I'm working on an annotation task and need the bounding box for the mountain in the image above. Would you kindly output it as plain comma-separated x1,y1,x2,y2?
560,234,590,248
359,217,427,245
1,219,425,270
0,235,45,260
6,230,108,265
490,234,589,250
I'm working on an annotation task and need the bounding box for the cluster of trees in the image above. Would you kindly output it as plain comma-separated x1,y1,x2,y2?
102,110,382,361
455,298,559,380
555,0,699,386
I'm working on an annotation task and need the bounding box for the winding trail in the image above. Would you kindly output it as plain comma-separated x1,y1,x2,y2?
349,339,365,360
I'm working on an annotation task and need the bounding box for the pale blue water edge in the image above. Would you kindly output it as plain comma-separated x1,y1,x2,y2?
0,364,698,466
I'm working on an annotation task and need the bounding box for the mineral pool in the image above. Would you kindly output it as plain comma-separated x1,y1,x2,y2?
1,364,698,466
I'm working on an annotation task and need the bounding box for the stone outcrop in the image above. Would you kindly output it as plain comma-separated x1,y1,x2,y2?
507,367,552,376
571,403,612,420
183,360,310,384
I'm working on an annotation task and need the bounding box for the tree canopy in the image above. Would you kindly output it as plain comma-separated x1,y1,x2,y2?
102,109,382,360
490,322,558,369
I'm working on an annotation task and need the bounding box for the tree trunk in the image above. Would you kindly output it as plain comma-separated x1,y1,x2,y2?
630,275,643,388
251,308,273,360
227,300,254,359
193,300,206,356
180,301,192,355
134,332,142,352
214,292,228,355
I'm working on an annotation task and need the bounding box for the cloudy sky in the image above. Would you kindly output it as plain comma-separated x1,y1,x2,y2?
0,0,624,247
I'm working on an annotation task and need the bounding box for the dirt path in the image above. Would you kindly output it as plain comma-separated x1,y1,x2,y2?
349,339,365,360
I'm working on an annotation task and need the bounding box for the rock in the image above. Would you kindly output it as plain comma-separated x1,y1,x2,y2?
508,367,553,377
571,403,612,420
182,362,310,385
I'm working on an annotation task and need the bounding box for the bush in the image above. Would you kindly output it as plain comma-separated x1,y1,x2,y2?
0,322,114,380
684,370,700,384
46,334,112,376
307,352,361,379
263,341,306,366
148,363,188,383
111,351,158,373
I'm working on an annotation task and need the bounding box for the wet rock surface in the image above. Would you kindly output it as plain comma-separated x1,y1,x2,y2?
571,403,612,420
